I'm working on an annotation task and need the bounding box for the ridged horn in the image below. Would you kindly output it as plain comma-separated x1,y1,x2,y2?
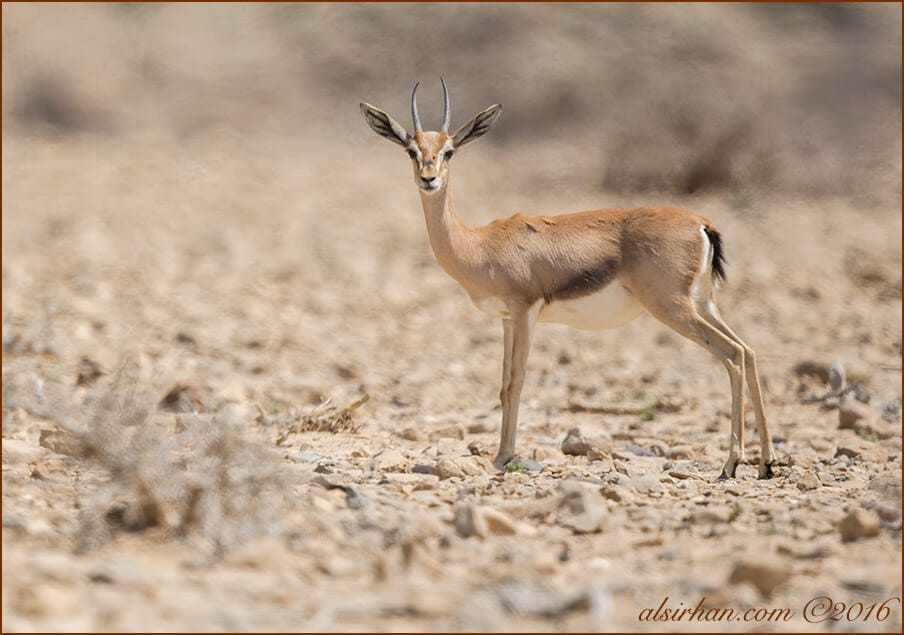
440,77,450,133
411,81,422,132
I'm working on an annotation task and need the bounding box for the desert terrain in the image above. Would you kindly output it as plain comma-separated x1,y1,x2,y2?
2,3,901,632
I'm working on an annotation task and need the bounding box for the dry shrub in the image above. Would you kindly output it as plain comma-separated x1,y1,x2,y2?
264,394,370,445
16,361,288,556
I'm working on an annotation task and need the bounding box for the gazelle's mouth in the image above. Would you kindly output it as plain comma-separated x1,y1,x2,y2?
419,179,440,192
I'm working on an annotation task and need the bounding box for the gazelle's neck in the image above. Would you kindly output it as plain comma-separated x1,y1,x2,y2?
418,180,482,284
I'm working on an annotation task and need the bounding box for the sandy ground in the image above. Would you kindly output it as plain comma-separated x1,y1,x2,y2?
2,133,901,632
2,3,901,632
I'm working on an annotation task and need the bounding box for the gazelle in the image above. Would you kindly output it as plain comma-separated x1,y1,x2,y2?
360,79,777,479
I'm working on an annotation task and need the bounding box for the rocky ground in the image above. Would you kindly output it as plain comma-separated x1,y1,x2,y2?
2,135,901,632
2,3,901,631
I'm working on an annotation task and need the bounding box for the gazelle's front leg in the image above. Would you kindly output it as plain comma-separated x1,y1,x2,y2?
493,304,538,469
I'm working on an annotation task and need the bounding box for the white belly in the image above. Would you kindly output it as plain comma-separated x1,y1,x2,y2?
538,283,645,330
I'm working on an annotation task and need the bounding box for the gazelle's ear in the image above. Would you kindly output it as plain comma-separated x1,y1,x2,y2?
452,104,502,148
360,102,410,147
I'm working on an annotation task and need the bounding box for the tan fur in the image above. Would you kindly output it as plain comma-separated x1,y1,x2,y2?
361,92,777,480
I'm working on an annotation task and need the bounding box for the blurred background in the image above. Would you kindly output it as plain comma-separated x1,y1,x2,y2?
3,2,901,200
2,3,901,632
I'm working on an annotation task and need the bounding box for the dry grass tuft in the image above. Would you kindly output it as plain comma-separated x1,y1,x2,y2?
265,394,370,445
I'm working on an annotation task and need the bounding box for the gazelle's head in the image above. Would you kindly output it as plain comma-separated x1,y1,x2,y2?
360,79,502,195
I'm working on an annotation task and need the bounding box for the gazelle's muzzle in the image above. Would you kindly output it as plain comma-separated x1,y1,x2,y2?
419,163,440,190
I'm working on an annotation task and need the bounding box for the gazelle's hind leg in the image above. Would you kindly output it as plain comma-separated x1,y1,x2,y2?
696,298,777,478
641,298,748,479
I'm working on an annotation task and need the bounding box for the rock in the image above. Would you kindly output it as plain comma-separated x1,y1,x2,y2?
868,472,902,504
605,471,631,487
467,440,486,456
532,446,565,464
728,558,792,596
412,464,435,475
561,507,606,534
561,427,607,456
648,440,670,457
434,424,465,440
434,456,493,480
859,445,889,464
398,427,424,441
691,505,733,524
558,480,587,510
2,439,46,465
874,503,900,523
371,448,407,471
467,420,495,434
797,472,821,491
600,485,633,504
625,442,657,457
76,356,104,386
668,444,694,459
38,428,78,456
481,507,518,535
454,504,487,538
629,474,663,493
668,469,706,481
838,400,875,429
839,509,881,542
292,451,322,463
835,445,860,459
562,428,591,455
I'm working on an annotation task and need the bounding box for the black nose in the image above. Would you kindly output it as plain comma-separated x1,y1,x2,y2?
421,176,437,183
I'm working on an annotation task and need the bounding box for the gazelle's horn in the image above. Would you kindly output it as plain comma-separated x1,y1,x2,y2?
411,82,422,132
440,77,450,133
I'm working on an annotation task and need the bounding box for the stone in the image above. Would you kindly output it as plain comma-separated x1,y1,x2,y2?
292,451,322,463
691,505,733,524
562,428,591,455
600,485,633,504
532,446,565,464
2,439,46,466
561,507,606,534
434,456,493,480
858,445,889,464
467,420,495,434
371,448,407,472
453,504,487,538
481,507,518,536
838,400,875,429
728,558,792,596
629,474,663,493
398,427,424,441
839,509,881,542
868,471,902,504
434,424,465,440
797,472,820,491
38,428,78,456
668,444,694,459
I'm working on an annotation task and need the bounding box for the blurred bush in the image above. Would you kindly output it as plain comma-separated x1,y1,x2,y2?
2,2,900,200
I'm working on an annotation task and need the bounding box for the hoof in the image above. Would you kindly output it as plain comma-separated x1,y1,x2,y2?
492,455,513,471
719,461,738,480
758,461,775,480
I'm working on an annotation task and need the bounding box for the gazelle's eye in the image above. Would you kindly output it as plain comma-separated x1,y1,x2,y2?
444,150,454,161
407,149,417,159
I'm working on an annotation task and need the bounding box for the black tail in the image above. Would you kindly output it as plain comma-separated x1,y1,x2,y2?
703,226,726,281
